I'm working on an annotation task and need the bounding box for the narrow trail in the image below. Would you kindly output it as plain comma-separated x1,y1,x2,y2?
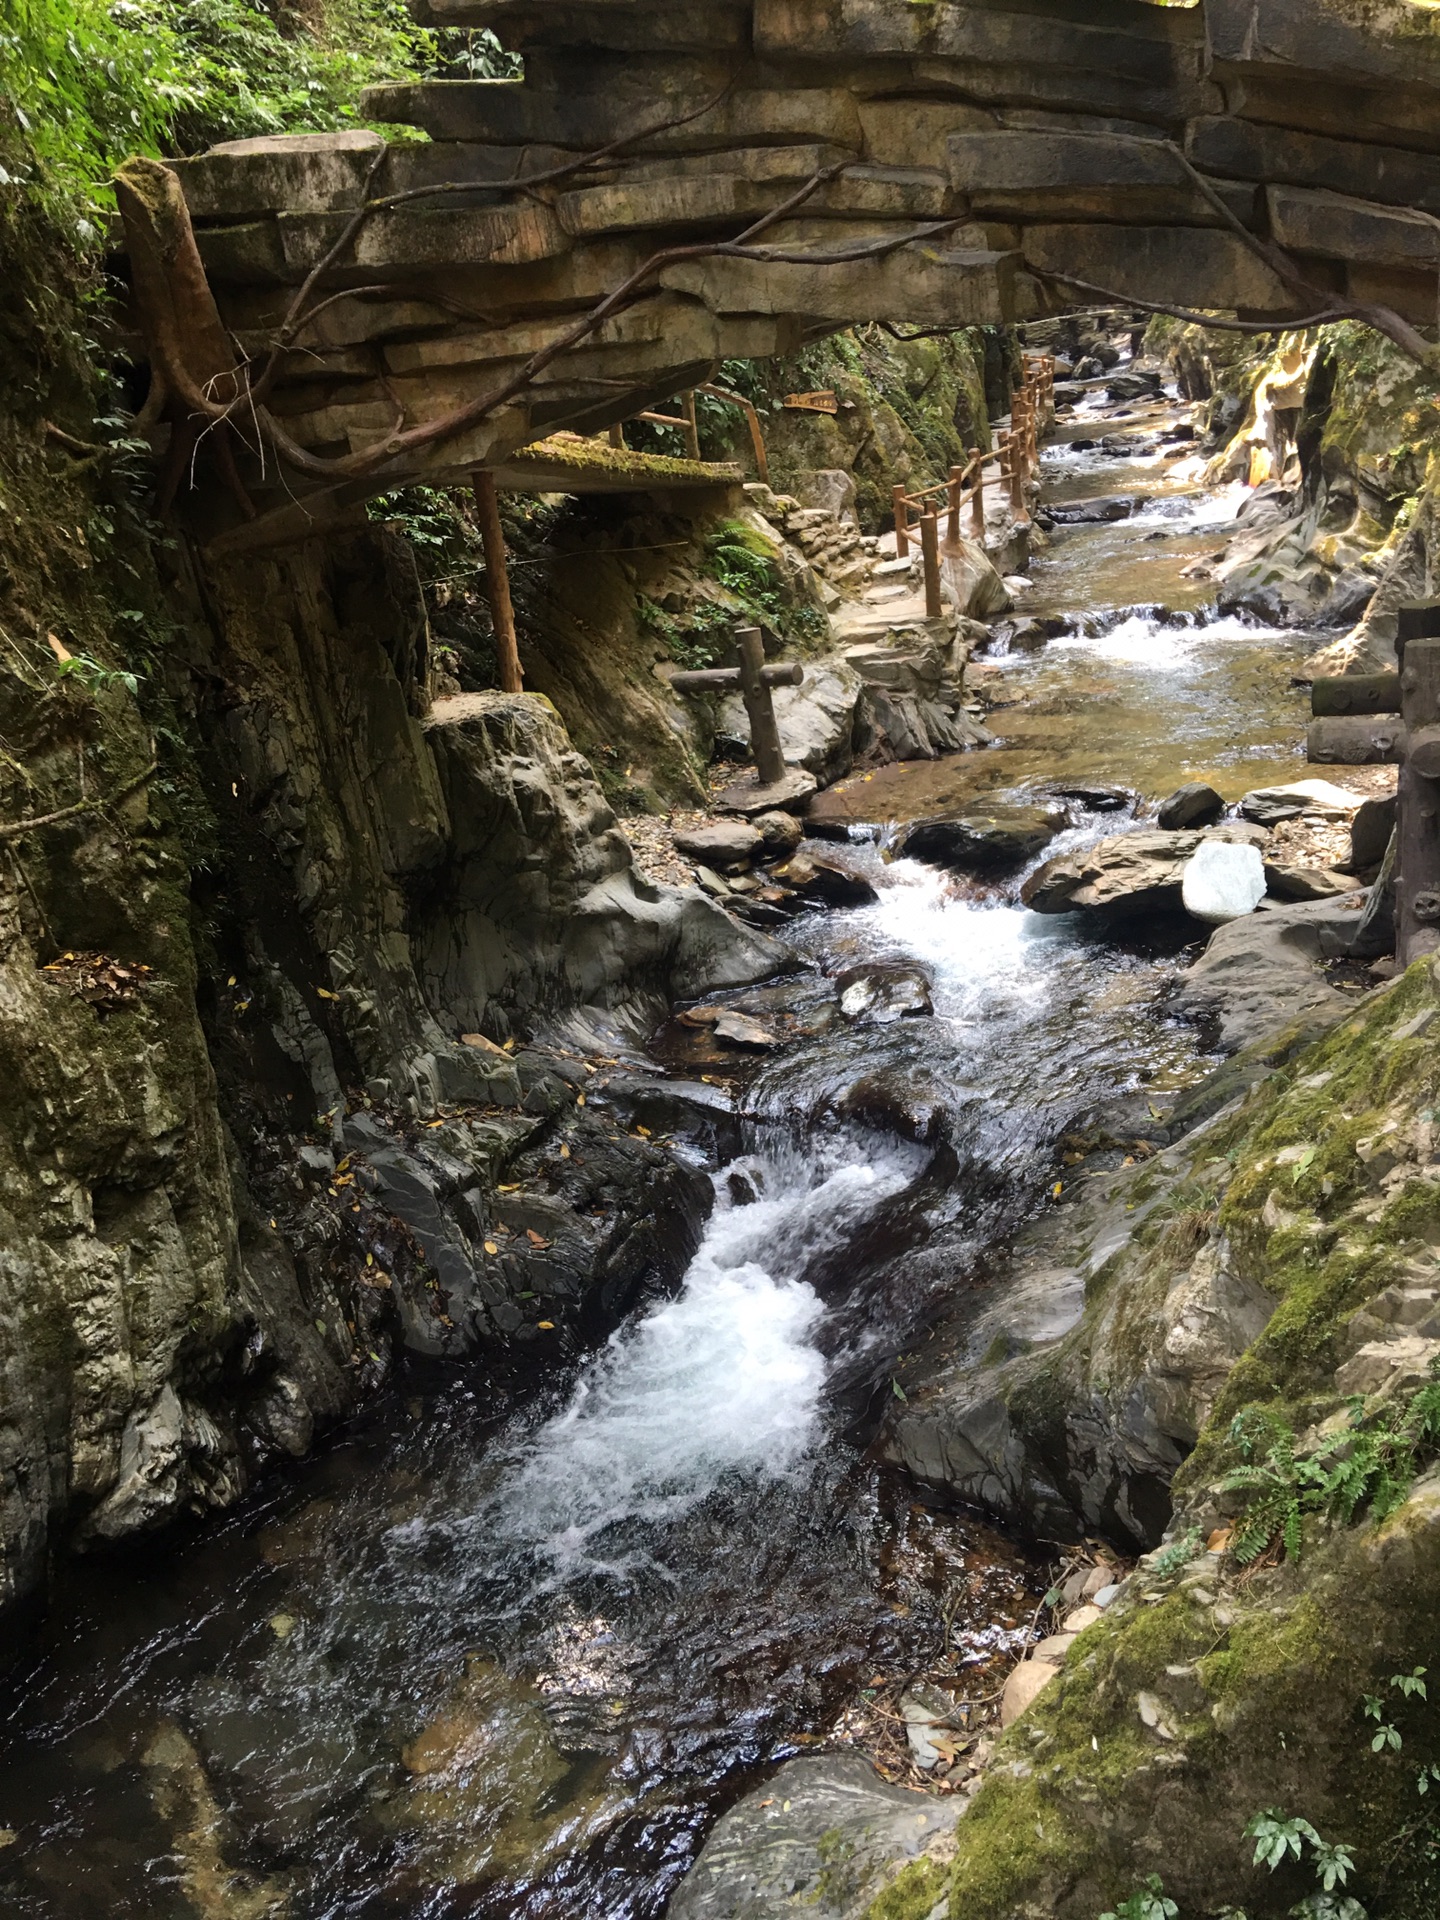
0,361,1321,1920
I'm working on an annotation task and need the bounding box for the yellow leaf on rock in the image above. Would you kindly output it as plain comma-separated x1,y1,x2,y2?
484,1241,499,1255
316,988,338,1000
537,1320,556,1330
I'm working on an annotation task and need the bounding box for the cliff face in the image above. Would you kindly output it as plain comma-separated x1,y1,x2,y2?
0,245,784,1626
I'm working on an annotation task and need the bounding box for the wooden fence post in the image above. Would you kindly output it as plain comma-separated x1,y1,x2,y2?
947,466,963,545
472,469,524,694
737,625,787,788
892,485,910,557
682,388,701,461
920,512,943,620
969,449,985,537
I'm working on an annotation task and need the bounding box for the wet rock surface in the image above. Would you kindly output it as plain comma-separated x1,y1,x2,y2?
1023,824,1269,920
669,1754,957,1920
892,800,1068,871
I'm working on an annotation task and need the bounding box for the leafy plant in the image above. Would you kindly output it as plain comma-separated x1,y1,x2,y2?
1244,1810,1362,1918
1099,1873,1177,1920
1220,1372,1440,1564
54,651,139,698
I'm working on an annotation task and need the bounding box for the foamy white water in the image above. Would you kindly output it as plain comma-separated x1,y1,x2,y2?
489,1142,922,1575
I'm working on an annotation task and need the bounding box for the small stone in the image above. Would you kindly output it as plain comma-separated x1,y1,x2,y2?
1029,1632,1077,1667
1062,1604,1103,1633
1181,840,1266,924
752,810,804,856
893,801,1067,871
672,821,763,869
1093,1583,1122,1608
1080,1563,1116,1600
712,1011,782,1051
1239,779,1361,826
1136,1690,1178,1740
1156,781,1224,830
1000,1660,1060,1728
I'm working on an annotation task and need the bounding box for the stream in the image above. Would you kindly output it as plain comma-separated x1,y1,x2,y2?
0,368,1317,1918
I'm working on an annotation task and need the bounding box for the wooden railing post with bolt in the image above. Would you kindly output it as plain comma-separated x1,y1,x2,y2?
947,465,963,545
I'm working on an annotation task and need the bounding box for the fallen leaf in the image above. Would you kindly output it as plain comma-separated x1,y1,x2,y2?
1207,1526,1234,1553
316,987,338,1000
526,1229,551,1248
635,1124,651,1137
484,1240,499,1255
47,632,72,662
269,1612,295,1639
537,1320,556,1330
498,1182,521,1192
426,1119,445,1129
1052,1181,1063,1198
576,1093,586,1107
559,1143,571,1159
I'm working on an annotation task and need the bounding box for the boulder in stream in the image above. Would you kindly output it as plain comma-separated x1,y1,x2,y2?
1180,839,1266,924
892,800,1068,872
835,962,934,1023
1156,781,1224,829
1022,824,1267,920
773,850,879,907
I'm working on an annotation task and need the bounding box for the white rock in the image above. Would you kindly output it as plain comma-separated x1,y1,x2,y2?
1000,1659,1060,1728
1181,839,1266,924
1062,1604,1103,1633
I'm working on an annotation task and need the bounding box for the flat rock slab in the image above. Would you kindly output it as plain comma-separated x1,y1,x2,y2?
1174,894,1366,1051
1239,778,1364,825
673,822,763,868
715,768,818,817
893,800,1068,871
668,1754,954,1920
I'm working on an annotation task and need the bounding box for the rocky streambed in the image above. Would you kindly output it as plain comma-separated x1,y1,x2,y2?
0,356,1401,1920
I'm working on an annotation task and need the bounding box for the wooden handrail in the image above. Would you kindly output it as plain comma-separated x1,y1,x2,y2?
889,354,1056,605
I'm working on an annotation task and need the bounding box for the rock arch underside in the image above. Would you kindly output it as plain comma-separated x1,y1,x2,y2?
133,0,1440,548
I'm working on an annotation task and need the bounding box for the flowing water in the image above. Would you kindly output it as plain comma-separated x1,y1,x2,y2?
0,372,1320,1918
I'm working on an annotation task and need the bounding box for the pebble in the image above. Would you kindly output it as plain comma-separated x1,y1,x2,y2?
1093,1583,1122,1608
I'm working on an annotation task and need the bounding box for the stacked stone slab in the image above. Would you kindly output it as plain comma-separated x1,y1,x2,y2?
144,0,1440,541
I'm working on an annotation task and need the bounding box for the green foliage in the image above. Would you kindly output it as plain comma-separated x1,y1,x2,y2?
1220,1371,1440,1563
0,0,516,237
1147,1527,1202,1578
1246,1810,1361,1914
54,651,140,699
1098,1873,1177,1920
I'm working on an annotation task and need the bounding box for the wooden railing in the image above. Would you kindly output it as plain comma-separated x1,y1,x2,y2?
891,354,1056,618
611,384,771,484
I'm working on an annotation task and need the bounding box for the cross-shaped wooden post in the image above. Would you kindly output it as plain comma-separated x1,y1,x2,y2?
670,625,802,788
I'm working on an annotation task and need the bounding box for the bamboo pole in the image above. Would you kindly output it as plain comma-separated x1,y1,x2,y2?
472,469,524,694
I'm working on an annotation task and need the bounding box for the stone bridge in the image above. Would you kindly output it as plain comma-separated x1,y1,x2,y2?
127,0,1440,547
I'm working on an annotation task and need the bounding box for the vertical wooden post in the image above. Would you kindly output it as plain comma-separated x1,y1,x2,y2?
682,388,701,461
608,422,625,449
472,469,523,695
947,465,963,545
920,512,943,620
1398,605,1440,963
737,625,786,788
1007,433,1026,512
969,449,985,537
892,485,910,557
